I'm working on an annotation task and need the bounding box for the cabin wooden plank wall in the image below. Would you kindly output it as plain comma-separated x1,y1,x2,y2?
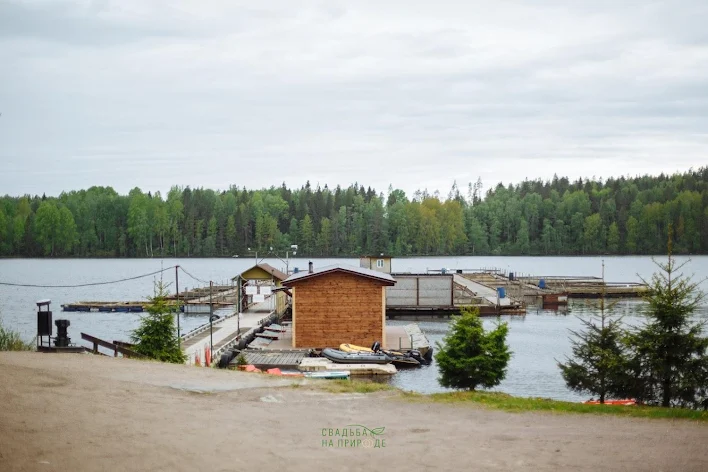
291,272,386,348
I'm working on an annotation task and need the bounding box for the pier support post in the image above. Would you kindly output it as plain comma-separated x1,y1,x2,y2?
176,265,181,348
209,281,213,358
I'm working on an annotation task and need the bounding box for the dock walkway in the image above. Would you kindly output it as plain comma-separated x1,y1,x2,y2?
237,350,308,369
453,274,511,307
184,287,239,304
181,298,275,364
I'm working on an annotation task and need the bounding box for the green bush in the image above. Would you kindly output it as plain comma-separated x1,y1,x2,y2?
0,318,35,351
235,353,247,366
435,306,511,390
131,281,186,363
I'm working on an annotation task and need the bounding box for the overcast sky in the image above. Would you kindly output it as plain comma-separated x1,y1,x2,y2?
1,0,707,198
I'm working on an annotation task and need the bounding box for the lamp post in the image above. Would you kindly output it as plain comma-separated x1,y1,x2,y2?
209,280,213,358
247,247,258,265
236,275,241,334
175,266,181,348
287,244,298,274
267,244,297,274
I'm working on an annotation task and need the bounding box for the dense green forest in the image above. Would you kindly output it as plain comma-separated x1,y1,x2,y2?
1,168,706,258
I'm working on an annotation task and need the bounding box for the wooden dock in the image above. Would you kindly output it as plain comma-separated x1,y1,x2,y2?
299,357,397,375
62,301,147,312
232,350,309,369
165,285,234,302
386,269,648,319
462,272,649,299
386,305,502,318
61,285,240,313
181,298,277,365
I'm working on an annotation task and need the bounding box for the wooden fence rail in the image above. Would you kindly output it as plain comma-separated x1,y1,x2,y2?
81,333,146,359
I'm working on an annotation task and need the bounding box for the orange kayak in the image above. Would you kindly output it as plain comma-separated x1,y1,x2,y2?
584,399,636,406
265,368,303,377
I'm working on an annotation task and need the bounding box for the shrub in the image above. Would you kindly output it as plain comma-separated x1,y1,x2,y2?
131,281,186,363
435,306,511,390
0,318,35,351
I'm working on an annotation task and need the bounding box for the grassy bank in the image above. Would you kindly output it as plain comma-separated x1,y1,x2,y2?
0,318,35,351
306,380,707,421
300,379,395,394
404,390,708,421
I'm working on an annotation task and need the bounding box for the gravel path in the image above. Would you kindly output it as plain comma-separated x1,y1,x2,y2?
1,352,706,472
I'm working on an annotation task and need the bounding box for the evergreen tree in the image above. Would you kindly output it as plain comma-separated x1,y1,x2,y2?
435,306,511,390
57,206,78,255
625,229,708,408
515,220,530,254
558,291,629,403
465,215,488,255
625,216,639,254
131,281,186,364
34,201,60,256
299,214,314,255
1,167,707,258
0,209,8,254
607,222,620,253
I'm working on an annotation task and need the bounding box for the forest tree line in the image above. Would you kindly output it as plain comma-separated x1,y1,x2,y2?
0,168,707,258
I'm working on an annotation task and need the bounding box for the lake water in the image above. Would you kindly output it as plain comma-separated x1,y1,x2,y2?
1,256,706,401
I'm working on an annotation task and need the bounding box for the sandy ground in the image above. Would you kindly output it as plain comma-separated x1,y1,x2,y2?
1,353,706,472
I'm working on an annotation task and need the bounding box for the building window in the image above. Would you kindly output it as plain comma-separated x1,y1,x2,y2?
376,259,384,268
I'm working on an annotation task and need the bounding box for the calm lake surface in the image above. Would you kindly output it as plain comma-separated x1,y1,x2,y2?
1,256,706,401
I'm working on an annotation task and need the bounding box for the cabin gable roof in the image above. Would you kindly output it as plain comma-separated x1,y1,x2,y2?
283,264,396,286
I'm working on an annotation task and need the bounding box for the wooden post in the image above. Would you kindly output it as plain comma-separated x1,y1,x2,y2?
175,265,181,347
209,281,213,357
450,276,453,306
416,276,420,306
236,275,241,335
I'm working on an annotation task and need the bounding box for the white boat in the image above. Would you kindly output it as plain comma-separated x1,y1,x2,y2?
303,371,350,379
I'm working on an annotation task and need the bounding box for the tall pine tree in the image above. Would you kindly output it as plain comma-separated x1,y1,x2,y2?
558,267,630,403
625,228,708,408
131,280,186,364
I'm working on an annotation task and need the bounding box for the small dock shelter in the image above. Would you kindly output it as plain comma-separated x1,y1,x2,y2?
359,254,393,274
233,263,289,315
282,263,396,348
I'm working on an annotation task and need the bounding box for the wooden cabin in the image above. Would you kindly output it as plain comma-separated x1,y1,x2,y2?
282,263,396,348
233,263,289,315
359,255,393,274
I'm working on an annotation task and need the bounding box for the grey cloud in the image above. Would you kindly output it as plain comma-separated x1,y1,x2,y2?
0,0,706,197
0,1,186,46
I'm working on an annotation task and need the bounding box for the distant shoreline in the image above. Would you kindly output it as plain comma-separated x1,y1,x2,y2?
1,253,705,260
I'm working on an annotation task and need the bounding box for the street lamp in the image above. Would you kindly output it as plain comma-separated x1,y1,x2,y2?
287,244,298,274
266,244,298,274
247,247,258,264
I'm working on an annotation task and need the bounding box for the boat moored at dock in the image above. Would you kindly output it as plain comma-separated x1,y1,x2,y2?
321,348,392,364
303,371,351,379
